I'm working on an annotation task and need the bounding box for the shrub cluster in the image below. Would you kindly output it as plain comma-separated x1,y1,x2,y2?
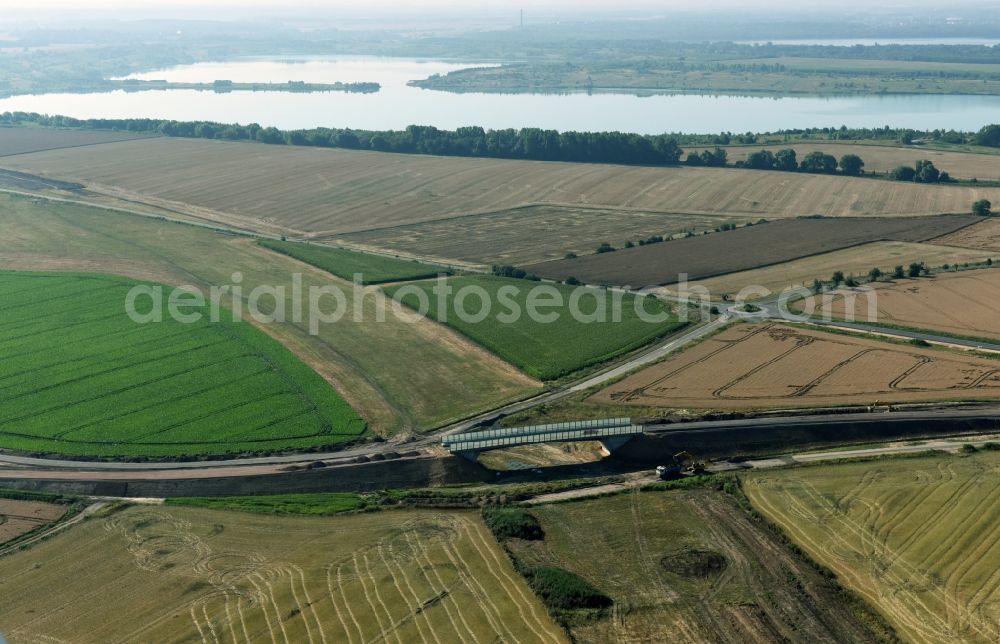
522,566,613,610
482,507,545,541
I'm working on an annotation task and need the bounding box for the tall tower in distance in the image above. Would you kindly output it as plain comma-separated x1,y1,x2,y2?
520,9,524,29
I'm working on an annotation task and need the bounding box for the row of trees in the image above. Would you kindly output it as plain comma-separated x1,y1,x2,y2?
888,160,952,183
733,148,865,176
826,263,927,290
0,112,683,167
3,112,993,181
824,256,998,292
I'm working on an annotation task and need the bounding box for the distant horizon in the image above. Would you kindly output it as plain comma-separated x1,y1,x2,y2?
3,0,999,17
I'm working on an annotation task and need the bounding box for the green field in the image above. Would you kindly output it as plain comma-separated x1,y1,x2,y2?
385,276,686,380
745,451,1000,644
0,271,365,458
257,239,449,284
0,193,540,433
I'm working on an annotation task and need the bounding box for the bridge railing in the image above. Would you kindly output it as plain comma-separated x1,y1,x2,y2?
442,417,632,448
445,423,643,453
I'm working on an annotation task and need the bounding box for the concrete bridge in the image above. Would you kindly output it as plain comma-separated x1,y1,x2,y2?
443,417,644,462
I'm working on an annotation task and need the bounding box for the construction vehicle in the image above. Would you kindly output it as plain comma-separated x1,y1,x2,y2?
674,451,707,475
656,464,682,480
656,451,707,479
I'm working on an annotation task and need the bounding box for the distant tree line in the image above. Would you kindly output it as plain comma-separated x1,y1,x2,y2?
672,124,1000,147
0,112,682,167
4,112,996,180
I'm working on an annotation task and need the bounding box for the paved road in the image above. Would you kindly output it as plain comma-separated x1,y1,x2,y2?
522,434,1000,505
645,406,1000,436
753,301,1000,353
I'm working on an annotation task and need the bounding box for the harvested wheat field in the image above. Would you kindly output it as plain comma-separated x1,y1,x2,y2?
0,505,565,643
508,489,883,643
933,217,1000,252
592,324,1000,409
531,215,979,288
0,498,66,545
744,451,1000,643
2,137,998,238
812,269,1000,341
338,205,742,267
674,241,993,298
685,143,1000,181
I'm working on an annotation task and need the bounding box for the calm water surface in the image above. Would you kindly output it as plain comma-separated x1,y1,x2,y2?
1,56,998,133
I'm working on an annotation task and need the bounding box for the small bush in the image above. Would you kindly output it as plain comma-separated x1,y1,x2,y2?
482,507,544,540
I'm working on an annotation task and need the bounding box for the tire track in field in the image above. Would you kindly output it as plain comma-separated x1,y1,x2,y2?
458,519,549,641
352,553,390,642
461,518,563,642
404,531,479,644
615,324,770,402
337,564,366,642
745,480,948,643
323,564,356,644
713,336,813,399
282,567,316,644
942,500,1000,638
364,551,405,644
789,349,876,398
440,537,518,641
386,542,441,644
786,482,967,642
246,574,284,644
376,544,431,644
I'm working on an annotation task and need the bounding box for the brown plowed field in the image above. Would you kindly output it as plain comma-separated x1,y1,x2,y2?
811,268,1000,341
684,143,1000,181
2,137,997,237
529,215,981,287
0,127,152,157
0,498,66,545
592,324,1000,409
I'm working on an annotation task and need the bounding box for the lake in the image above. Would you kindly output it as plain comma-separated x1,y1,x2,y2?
1,56,998,134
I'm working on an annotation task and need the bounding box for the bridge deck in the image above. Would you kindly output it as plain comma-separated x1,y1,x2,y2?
444,418,642,453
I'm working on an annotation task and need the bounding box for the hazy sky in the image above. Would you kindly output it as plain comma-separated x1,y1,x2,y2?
1,0,991,8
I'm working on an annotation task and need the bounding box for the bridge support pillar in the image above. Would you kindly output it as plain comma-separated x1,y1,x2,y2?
598,436,635,456
456,450,481,463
